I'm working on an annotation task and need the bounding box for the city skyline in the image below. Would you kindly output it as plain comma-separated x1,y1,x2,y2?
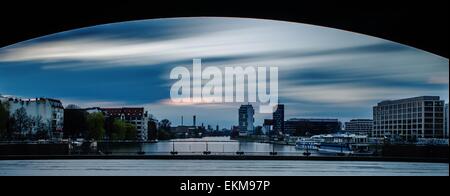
0,17,448,128
1,94,447,134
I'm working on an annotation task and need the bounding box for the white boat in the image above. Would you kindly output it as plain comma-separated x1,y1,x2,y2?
318,143,353,156
299,134,373,156
295,137,321,150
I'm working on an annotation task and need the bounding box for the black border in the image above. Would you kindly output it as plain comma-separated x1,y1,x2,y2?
0,0,448,58
0,0,448,193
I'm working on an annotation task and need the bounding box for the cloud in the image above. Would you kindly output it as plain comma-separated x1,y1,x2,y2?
428,75,449,85
280,82,442,106
159,97,231,108
0,18,386,70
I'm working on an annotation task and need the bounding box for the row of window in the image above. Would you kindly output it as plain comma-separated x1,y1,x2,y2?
376,101,443,109
124,117,143,121
373,130,444,137
374,124,444,129
374,107,445,114
346,126,372,128
375,112,444,119
373,130,438,135
374,118,445,124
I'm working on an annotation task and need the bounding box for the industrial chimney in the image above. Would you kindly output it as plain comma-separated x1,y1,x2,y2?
193,115,196,127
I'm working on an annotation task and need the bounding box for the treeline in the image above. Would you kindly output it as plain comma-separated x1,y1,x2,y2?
0,101,141,141
1,99,204,141
64,109,168,141
0,102,52,140
64,110,139,140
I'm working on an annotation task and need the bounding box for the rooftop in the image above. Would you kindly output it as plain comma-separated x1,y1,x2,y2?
287,118,339,122
378,96,441,106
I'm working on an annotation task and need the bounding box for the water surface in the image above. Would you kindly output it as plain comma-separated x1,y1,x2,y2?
0,159,447,176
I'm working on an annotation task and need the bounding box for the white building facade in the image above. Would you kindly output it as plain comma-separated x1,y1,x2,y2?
102,107,149,141
0,96,64,136
373,96,445,139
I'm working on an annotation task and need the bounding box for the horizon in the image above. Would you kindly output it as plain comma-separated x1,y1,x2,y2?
1,93,447,129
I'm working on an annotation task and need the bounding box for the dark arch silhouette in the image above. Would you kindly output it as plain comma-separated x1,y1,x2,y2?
0,1,448,58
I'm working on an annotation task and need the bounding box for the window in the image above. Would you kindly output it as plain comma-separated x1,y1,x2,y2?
424,101,433,106
425,113,434,118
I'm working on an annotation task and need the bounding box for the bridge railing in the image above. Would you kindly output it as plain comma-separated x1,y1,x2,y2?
93,140,306,156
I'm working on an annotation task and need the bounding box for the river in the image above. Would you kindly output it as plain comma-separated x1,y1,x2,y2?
98,136,305,156
1,137,448,176
0,159,447,176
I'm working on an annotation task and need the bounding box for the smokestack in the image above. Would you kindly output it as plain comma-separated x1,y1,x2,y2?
193,115,196,127
181,116,184,126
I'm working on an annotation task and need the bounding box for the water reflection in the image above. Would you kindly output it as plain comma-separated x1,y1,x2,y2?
99,136,303,155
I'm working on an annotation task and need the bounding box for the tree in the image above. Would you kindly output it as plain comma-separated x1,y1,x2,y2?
110,119,126,140
33,116,50,140
109,119,138,140
158,119,171,131
157,119,173,140
254,126,263,135
86,112,105,140
10,107,32,139
207,125,212,131
63,109,88,138
157,129,172,140
0,101,9,139
65,104,81,109
147,119,158,141
124,123,137,140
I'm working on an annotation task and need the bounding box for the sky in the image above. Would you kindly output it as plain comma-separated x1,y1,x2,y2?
0,17,448,128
